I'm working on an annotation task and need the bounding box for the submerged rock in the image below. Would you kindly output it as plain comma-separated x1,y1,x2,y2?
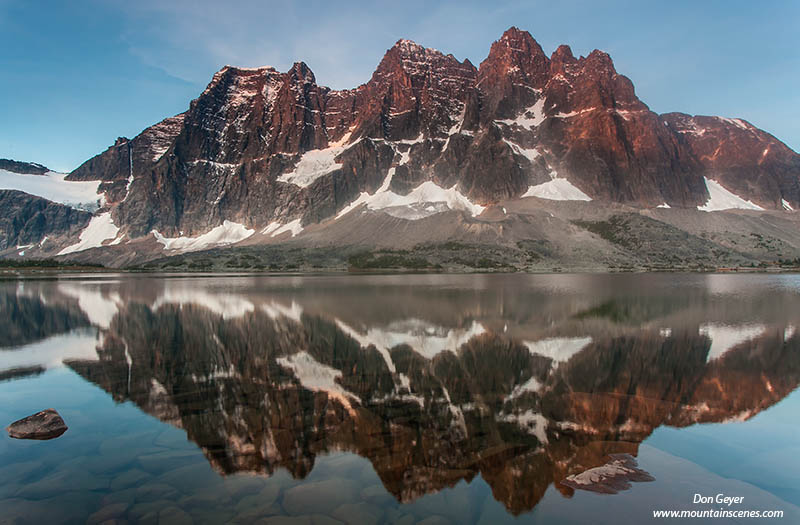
6,409,68,440
560,453,654,494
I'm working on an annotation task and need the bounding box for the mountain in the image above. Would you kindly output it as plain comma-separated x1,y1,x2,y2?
1,27,799,267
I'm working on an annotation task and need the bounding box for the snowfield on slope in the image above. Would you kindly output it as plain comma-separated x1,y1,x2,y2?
338,177,485,221
698,177,763,211
522,177,592,201
57,212,120,255
0,169,103,210
277,134,356,188
153,220,254,253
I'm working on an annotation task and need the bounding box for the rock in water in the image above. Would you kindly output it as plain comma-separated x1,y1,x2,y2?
6,409,68,440
560,453,654,494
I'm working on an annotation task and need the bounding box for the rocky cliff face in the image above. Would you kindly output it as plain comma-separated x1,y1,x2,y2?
663,113,800,209
60,28,799,241
1,27,795,260
0,159,49,175
0,190,91,251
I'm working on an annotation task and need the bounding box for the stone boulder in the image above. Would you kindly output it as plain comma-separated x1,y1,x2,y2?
6,409,68,440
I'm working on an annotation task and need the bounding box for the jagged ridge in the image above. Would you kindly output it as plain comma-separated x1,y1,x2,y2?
3,27,799,258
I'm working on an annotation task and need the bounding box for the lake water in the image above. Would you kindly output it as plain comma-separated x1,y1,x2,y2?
1,273,799,524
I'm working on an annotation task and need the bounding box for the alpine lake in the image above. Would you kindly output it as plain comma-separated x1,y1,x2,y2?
1,273,799,524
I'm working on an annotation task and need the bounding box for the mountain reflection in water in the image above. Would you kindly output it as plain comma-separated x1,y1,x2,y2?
2,274,799,517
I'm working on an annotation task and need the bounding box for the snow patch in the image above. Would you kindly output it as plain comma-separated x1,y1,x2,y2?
700,323,766,361
58,213,120,255
554,107,598,119
0,169,103,210
509,375,542,399
153,220,254,253
615,109,644,120
716,117,749,131
657,203,671,209
262,301,303,323
152,285,255,320
525,336,592,364
335,319,396,374
504,139,541,163
698,177,763,211
277,134,356,188
522,176,591,201
441,106,466,152
499,410,549,443
782,199,794,211
277,351,359,413
338,176,485,221
495,98,546,130
58,282,121,329
337,319,485,361
263,218,303,238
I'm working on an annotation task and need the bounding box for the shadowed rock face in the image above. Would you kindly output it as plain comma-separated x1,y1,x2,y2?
0,190,91,251
31,279,793,516
0,159,49,176
54,27,797,243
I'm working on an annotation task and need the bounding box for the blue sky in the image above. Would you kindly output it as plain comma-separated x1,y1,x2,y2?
1,0,798,172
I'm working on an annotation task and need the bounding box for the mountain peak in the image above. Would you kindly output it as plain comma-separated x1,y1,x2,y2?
289,61,316,83
220,64,277,73
551,44,575,63
478,27,549,89
385,38,444,60
495,27,546,56
13,26,798,263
